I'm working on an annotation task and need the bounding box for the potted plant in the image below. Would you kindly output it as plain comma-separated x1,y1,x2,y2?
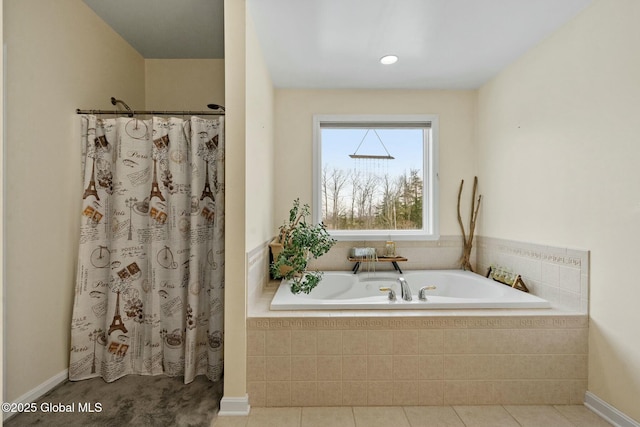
270,198,336,294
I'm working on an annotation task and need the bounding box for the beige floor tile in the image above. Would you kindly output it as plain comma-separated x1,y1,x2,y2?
553,405,613,426
352,407,410,427
301,407,356,427
504,405,574,427
246,407,301,427
403,406,465,427
453,405,519,427
211,415,249,427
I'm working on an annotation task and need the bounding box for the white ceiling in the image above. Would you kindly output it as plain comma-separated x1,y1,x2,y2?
248,0,593,89
83,0,593,89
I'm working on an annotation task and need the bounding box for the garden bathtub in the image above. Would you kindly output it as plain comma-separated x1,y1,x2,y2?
270,269,550,310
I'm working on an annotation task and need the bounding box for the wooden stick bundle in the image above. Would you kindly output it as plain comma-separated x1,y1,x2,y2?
457,176,482,271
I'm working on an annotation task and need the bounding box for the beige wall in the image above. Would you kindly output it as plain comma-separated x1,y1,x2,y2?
223,0,248,402
476,0,640,420
3,0,145,401
245,14,275,250
273,89,477,236
145,59,225,111
221,3,275,409
0,0,4,406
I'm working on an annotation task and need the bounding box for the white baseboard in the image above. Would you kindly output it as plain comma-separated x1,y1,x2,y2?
584,391,640,427
3,369,68,421
218,395,250,416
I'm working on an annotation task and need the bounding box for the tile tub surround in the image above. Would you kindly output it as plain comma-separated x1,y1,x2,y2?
246,315,588,407
308,236,471,273
476,237,590,313
256,236,589,314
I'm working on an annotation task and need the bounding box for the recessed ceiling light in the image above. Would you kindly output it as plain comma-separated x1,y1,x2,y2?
380,55,398,65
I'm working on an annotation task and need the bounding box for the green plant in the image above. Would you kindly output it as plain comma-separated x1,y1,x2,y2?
270,198,336,294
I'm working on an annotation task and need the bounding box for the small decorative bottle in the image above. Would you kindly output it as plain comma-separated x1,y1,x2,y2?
385,241,396,257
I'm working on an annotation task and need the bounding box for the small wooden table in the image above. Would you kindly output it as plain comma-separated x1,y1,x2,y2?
348,256,408,274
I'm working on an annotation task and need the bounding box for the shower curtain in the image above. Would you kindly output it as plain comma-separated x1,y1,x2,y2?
70,114,224,383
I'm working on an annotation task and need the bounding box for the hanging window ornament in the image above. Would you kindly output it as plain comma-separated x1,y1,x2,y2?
350,129,395,182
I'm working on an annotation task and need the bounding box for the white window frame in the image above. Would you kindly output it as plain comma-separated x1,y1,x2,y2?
312,114,439,241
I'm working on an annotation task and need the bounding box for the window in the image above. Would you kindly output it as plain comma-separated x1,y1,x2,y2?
312,115,439,240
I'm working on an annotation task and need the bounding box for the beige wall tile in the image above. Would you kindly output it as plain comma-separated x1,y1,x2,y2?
247,381,266,407
343,330,367,354
444,355,468,380
266,330,291,356
552,329,588,354
392,355,420,380
247,330,265,356
266,356,291,381
569,380,587,405
534,381,571,405
342,381,367,406
291,330,317,355
494,380,529,405
418,380,444,405
419,329,444,354
317,355,342,380
367,355,393,380
467,355,496,380
316,381,343,406
547,355,587,379
248,314,588,407
265,382,291,407
512,329,588,355
343,355,367,380
467,381,497,405
419,354,444,380
493,355,525,380
367,330,393,354
444,381,469,405
366,381,394,406
467,330,502,354
392,381,420,405
444,330,469,354
393,330,419,354
495,380,571,405
247,356,266,381
317,330,342,355
291,356,317,381
290,381,318,406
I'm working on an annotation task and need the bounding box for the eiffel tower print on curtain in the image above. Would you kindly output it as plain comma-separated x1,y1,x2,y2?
200,134,218,202
149,134,170,202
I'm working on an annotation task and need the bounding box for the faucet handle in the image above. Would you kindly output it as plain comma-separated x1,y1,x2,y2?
379,287,397,301
418,285,437,301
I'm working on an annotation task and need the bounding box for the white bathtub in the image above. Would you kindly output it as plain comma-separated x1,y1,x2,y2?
270,270,551,310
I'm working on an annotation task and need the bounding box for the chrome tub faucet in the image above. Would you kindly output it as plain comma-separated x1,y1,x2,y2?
398,277,412,301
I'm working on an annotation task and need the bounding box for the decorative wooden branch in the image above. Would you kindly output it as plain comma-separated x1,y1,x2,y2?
457,176,482,271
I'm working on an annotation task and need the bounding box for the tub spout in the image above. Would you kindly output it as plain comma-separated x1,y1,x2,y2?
398,277,412,301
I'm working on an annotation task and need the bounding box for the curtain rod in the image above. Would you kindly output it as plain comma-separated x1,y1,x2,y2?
76,97,225,117
76,109,225,116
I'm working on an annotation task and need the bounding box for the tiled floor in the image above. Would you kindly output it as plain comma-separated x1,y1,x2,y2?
211,405,613,427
